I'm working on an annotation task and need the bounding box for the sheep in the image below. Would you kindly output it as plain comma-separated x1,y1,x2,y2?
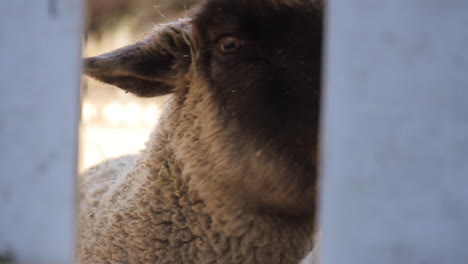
78,0,323,263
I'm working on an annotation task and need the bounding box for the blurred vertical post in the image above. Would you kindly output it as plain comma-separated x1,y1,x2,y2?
0,0,82,263
320,0,468,263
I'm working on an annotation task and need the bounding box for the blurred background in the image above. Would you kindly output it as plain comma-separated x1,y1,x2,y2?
80,0,198,172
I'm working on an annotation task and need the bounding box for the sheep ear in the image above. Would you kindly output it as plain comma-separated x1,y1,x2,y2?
83,21,191,97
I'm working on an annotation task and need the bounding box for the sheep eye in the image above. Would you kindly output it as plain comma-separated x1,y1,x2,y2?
219,36,243,54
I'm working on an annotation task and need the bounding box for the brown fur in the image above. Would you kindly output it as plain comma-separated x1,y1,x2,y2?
79,0,322,263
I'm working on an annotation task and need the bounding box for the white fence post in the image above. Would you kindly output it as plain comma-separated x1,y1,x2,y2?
0,1,82,263
320,0,468,263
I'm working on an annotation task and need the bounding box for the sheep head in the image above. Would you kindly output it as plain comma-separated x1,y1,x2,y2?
84,0,322,220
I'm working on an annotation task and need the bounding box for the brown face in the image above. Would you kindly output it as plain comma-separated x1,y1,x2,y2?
83,0,323,216
193,0,322,186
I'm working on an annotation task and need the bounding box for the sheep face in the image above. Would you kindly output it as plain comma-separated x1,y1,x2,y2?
84,0,322,218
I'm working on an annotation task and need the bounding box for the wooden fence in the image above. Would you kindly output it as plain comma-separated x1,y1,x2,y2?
320,1,468,263
0,0,82,263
